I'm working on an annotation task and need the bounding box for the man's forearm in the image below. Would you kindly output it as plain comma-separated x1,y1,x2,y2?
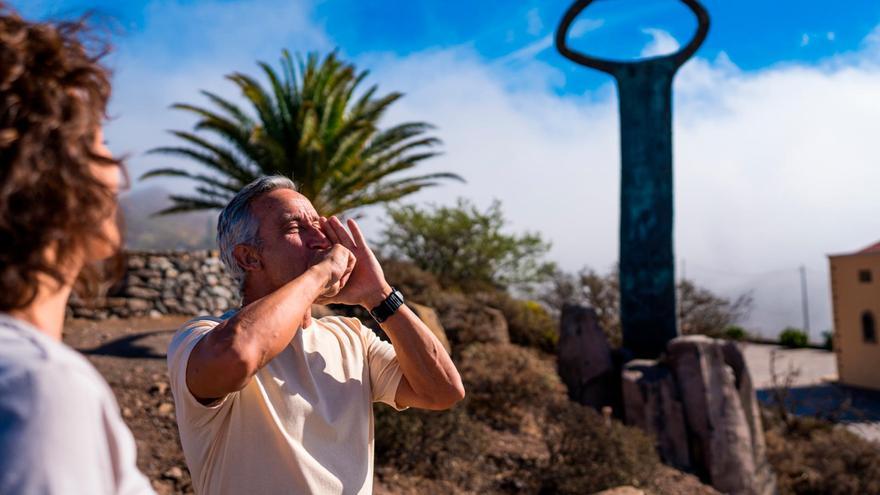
226,265,329,370
189,265,330,399
377,303,465,409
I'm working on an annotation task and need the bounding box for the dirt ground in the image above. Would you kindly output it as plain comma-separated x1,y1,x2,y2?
64,316,716,495
65,316,194,495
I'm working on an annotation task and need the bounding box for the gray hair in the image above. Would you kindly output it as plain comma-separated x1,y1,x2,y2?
217,175,297,285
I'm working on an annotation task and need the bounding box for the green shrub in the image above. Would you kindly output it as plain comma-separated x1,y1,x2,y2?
779,327,809,348
478,291,558,354
377,199,555,292
764,413,880,495
458,343,565,430
373,404,487,489
541,401,660,494
724,325,748,341
822,330,833,351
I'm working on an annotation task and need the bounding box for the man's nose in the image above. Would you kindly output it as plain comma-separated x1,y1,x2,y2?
305,224,331,249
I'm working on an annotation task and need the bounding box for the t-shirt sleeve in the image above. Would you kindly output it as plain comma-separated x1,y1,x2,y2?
167,319,237,429
354,318,407,411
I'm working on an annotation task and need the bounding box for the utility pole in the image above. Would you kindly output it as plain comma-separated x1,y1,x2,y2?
800,265,810,339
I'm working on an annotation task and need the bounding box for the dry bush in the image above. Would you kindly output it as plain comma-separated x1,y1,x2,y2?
478,291,558,354
373,403,488,490
458,342,565,430
377,341,667,494
541,401,660,494
764,413,880,495
429,292,510,354
378,259,443,304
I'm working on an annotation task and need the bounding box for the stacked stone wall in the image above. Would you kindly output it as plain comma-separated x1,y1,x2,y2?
68,250,239,319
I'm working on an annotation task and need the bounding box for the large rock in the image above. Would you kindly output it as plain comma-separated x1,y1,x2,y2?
557,304,616,409
721,341,775,495
125,286,160,299
622,359,690,469
126,298,152,312
667,336,776,495
430,293,509,353
409,302,451,355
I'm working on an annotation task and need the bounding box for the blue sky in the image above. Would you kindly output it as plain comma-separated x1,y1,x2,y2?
10,0,880,336
16,0,880,90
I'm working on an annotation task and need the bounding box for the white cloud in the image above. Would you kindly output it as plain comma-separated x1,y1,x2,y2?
570,18,604,39
105,0,330,183
526,8,543,36
801,33,811,47
498,18,603,67
99,0,880,338
359,28,880,338
496,34,554,65
641,28,681,57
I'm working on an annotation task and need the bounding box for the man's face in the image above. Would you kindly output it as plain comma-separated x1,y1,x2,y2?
248,188,332,290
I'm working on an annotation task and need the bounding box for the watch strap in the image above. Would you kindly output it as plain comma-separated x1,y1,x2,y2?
370,287,404,323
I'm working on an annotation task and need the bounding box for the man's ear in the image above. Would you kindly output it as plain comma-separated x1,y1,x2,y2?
232,244,262,273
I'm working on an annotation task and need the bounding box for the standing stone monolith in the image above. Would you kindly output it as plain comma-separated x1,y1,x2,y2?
558,304,615,409
667,336,776,495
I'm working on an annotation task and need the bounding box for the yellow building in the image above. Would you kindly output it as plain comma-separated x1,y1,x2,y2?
829,241,880,390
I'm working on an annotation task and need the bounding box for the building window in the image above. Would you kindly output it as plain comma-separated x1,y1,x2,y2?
859,270,872,283
863,311,876,344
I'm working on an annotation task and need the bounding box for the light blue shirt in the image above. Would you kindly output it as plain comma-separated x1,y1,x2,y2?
0,314,154,495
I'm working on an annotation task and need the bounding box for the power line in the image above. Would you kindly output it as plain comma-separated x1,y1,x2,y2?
800,265,811,337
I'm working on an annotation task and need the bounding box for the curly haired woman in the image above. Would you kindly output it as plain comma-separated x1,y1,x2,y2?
0,4,154,494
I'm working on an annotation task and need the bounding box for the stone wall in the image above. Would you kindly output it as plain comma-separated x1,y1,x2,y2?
68,250,240,320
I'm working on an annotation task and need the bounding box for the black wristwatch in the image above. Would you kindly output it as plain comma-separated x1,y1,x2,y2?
369,287,404,323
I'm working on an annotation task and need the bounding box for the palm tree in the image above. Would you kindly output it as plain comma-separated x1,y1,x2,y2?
141,50,462,216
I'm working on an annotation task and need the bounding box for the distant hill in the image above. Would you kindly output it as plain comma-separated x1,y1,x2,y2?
120,186,217,251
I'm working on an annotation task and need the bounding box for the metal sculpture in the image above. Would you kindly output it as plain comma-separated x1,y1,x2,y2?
556,0,710,358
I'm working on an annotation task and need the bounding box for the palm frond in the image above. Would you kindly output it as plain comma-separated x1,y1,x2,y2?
141,50,460,216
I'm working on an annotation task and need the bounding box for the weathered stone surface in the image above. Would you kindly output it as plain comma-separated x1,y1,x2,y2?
430,293,509,352
558,304,615,408
593,487,645,495
127,256,146,270
102,297,128,309
125,286,160,299
127,298,151,311
667,335,776,495
409,302,451,354
208,285,233,300
622,359,690,468
721,341,776,495
67,250,240,320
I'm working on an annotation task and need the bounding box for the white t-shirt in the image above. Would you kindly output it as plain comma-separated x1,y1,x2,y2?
0,314,155,495
168,314,405,495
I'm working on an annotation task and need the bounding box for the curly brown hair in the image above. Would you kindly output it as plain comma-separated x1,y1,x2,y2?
0,3,122,311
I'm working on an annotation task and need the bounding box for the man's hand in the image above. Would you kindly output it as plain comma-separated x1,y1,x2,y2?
313,244,357,304
318,216,391,309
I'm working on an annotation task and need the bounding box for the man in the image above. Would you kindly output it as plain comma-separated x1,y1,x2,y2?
168,175,465,494
0,4,154,493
